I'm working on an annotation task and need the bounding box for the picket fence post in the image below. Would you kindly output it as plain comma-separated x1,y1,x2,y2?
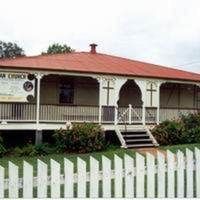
136,153,145,198
77,158,86,198
114,155,123,198
50,159,60,198
146,153,155,198
167,150,175,198
195,147,200,198
124,154,134,198
0,166,4,198
23,161,33,198
102,156,111,198
177,150,184,198
157,151,165,198
186,149,193,197
37,159,48,198
64,158,74,198
89,156,99,198
8,162,19,198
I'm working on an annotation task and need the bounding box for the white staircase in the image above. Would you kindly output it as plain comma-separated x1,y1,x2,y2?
115,125,159,148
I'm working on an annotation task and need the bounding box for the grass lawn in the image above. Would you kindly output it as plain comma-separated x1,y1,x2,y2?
161,143,200,153
0,145,135,177
1,143,200,178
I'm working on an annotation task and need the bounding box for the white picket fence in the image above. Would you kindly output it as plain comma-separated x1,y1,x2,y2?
0,148,200,198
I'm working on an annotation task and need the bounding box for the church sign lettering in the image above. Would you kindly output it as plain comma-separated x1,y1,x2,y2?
0,72,35,102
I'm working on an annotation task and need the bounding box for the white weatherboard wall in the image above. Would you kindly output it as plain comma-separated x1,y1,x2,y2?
0,148,200,198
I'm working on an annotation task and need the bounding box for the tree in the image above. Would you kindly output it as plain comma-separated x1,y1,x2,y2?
0,41,25,59
42,43,75,55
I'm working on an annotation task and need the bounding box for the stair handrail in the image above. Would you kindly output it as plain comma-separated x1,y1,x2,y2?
114,126,127,148
145,126,159,146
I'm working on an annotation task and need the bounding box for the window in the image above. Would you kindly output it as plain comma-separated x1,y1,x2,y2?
59,81,74,104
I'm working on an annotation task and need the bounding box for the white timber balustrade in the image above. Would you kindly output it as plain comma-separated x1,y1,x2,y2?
0,148,200,198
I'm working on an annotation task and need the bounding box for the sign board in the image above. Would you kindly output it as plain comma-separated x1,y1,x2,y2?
0,72,35,102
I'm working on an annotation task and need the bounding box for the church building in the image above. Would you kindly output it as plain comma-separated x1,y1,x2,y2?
0,44,199,148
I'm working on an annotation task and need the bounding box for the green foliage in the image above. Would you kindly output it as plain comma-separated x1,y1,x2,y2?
151,120,184,145
34,143,53,156
181,113,200,143
0,134,7,157
13,144,36,157
53,123,107,153
12,143,53,157
152,112,200,145
42,43,74,55
0,41,25,59
0,144,7,157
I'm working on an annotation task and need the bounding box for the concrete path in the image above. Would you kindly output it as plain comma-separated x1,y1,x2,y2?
134,147,166,157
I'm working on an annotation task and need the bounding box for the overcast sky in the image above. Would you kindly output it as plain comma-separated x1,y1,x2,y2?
0,0,200,73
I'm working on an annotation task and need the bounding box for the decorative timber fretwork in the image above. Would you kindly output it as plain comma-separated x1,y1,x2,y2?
103,80,114,105
146,81,158,107
96,76,127,106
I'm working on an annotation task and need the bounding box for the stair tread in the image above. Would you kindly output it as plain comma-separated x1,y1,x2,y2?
120,130,146,132
127,143,154,148
122,134,148,137
125,138,152,142
121,131,147,134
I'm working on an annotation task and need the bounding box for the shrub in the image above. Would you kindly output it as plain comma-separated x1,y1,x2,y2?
152,112,200,145
151,120,184,145
181,113,200,143
0,134,6,157
53,123,107,153
12,143,54,157
13,144,36,157
34,143,53,156
0,143,7,157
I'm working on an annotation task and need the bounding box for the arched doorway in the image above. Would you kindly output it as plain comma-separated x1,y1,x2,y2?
117,80,143,123
118,80,142,107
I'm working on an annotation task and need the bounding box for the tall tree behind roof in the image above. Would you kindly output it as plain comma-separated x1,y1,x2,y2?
42,43,75,55
0,41,25,59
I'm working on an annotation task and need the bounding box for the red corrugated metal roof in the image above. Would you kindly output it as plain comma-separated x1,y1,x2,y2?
0,52,199,82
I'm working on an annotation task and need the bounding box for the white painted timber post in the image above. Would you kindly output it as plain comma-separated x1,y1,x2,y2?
114,106,118,125
156,84,161,124
142,104,146,125
135,80,146,125
156,82,163,125
128,104,132,124
98,77,102,124
35,74,43,144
